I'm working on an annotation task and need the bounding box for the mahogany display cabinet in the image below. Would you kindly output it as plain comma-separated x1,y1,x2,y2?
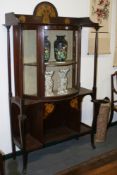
5,1,100,172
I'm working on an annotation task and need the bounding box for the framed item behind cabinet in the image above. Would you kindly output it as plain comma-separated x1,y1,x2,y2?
113,4,117,66
88,0,112,54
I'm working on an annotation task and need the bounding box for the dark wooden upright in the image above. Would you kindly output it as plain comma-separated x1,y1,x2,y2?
5,1,100,172
0,152,5,175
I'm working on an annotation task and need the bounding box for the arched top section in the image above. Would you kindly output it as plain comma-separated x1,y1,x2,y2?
33,1,58,23
5,1,100,28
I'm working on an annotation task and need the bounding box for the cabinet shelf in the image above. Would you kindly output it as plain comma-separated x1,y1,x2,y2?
44,123,91,145
45,88,79,98
23,60,77,67
11,87,93,106
13,123,91,150
24,62,38,66
44,126,79,145
14,134,43,152
45,60,77,67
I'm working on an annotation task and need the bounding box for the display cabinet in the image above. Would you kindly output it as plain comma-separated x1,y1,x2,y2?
5,1,100,172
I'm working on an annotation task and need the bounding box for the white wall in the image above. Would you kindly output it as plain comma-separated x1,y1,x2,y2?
0,0,116,154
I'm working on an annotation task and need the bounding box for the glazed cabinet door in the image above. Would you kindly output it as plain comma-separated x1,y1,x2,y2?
13,25,81,100
13,25,45,99
22,28,38,97
43,27,81,98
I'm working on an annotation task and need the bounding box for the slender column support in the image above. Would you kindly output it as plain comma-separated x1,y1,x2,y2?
91,27,100,149
93,27,100,100
19,98,28,172
7,26,12,98
6,26,16,158
7,26,28,172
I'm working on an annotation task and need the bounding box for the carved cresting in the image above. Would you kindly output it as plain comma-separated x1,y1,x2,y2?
33,1,58,23
44,103,55,119
70,98,78,110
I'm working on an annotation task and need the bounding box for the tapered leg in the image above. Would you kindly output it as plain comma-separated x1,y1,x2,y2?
91,122,96,149
22,152,28,174
12,140,16,160
0,152,5,175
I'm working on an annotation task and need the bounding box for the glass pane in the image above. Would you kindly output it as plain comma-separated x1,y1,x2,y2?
44,29,78,97
23,66,37,95
22,30,37,64
44,30,74,62
45,65,77,97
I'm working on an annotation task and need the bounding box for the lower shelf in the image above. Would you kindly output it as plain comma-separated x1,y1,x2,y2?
44,123,91,145
44,126,79,145
14,134,43,152
14,123,91,152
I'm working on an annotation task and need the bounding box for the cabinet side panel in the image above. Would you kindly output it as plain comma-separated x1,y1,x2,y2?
13,26,22,96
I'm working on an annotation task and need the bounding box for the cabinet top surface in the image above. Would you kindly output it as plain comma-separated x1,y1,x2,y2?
5,1,99,28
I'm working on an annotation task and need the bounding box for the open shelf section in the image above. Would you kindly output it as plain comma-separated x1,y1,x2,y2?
44,126,79,145
44,123,92,145
14,134,43,152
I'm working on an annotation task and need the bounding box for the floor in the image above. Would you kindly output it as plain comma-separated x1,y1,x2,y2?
56,149,117,175
5,125,117,175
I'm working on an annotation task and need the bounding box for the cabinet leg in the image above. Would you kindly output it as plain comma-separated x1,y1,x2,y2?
0,152,5,175
22,152,28,173
12,141,16,160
